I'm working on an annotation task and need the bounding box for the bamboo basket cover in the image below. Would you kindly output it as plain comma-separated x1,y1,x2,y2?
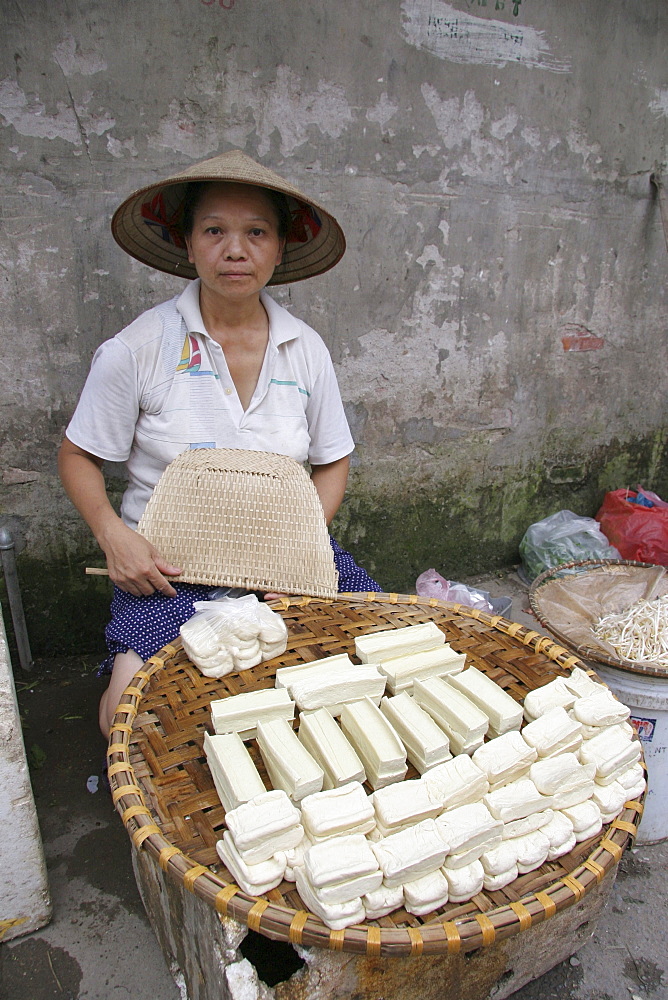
108,594,645,958
136,448,338,598
529,558,668,678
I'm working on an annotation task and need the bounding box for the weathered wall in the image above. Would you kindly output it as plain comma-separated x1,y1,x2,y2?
1,0,667,653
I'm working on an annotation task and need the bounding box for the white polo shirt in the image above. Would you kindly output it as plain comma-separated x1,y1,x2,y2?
66,280,354,528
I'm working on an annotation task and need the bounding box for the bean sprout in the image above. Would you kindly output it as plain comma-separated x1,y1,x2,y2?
594,594,668,667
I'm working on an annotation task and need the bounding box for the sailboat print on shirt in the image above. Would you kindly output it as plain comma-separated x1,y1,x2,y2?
176,333,218,378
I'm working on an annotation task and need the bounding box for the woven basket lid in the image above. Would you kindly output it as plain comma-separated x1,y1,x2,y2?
137,449,338,598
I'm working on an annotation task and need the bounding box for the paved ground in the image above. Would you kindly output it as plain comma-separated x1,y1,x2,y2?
1,569,667,1000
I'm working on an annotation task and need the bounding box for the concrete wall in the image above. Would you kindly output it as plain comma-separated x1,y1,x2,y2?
1,0,667,654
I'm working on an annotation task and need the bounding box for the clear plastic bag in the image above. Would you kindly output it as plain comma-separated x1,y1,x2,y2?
180,594,288,678
415,569,494,612
520,510,621,582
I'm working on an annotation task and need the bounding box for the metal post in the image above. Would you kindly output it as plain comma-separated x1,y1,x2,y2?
0,527,33,671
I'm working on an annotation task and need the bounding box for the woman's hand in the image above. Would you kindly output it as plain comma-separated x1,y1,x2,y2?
58,436,181,596
98,519,182,596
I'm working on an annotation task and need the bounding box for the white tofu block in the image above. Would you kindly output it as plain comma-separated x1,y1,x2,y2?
314,869,383,905
413,676,489,742
551,770,597,811
339,697,407,780
375,819,417,839
523,677,578,722
380,692,452,772
256,718,324,802
616,762,645,791
446,730,485,757
529,752,588,795
421,755,489,810
592,780,629,820
480,840,519,876
355,621,446,663
574,819,604,842
442,836,500,870
298,708,366,788
371,819,448,887
562,666,602,699
295,868,366,931
523,677,577,721
203,732,266,812
442,859,484,902
403,869,450,916
472,731,537,787
437,801,503,855
275,654,355,690
300,782,375,840
547,833,576,861
376,646,466,695
541,812,575,855
304,833,379,889
579,727,641,779
225,789,301,849
371,778,442,832
521,706,583,757
560,799,602,834
283,833,311,882
291,664,386,716
484,778,553,823
216,832,286,895
236,825,305,866
512,829,550,873
572,688,630,728
210,687,294,738
449,667,523,735
483,867,519,891
502,809,554,840
365,764,409,791
363,884,404,920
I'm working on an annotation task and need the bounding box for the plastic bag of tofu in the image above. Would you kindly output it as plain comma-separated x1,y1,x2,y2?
180,594,288,678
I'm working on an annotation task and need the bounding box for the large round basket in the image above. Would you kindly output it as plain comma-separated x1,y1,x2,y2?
529,558,668,678
107,593,644,958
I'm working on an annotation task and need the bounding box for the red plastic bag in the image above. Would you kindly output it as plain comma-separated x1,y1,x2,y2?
596,488,668,565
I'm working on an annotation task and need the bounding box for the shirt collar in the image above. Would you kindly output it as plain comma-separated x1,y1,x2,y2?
175,279,302,348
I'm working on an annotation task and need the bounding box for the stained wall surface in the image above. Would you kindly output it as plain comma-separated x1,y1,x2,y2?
1,0,667,650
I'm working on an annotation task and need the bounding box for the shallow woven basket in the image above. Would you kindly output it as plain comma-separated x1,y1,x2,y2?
529,558,668,678
137,448,338,598
108,594,644,958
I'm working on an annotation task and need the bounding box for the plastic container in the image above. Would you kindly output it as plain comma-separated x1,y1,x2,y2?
593,663,668,844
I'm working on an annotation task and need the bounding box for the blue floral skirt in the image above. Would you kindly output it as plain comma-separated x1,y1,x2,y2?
99,537,382,674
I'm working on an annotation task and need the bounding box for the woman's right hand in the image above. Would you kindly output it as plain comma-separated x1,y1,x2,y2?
58,437,182,597
99,520,182,597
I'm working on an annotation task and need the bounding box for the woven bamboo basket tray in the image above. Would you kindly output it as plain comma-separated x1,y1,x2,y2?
529,558,668,678
107,593,644,958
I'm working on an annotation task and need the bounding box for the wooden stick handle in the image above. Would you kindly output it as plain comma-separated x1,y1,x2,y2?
85,567,110,576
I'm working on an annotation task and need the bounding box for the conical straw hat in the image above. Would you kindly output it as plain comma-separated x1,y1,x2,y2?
111,149,345,284
136,448,338,598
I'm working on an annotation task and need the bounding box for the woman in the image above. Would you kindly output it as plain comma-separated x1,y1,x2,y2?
59,149,381,737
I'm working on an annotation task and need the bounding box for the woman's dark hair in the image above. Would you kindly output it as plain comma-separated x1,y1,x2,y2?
180,181,292,242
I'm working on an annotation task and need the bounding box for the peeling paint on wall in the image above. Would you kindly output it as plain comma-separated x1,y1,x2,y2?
0,78,114,145
401,0,571,73
52,34,107,76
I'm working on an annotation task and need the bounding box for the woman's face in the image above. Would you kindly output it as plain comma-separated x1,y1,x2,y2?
185,182,285,307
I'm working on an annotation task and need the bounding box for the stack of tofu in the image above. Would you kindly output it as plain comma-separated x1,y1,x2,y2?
523,667,644,829
204,624,644,930
215,789,303,894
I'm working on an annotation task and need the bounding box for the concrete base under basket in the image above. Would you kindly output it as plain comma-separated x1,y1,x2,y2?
132,846,617,1000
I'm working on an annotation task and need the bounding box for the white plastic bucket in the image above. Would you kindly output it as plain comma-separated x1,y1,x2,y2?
593,663,668,844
